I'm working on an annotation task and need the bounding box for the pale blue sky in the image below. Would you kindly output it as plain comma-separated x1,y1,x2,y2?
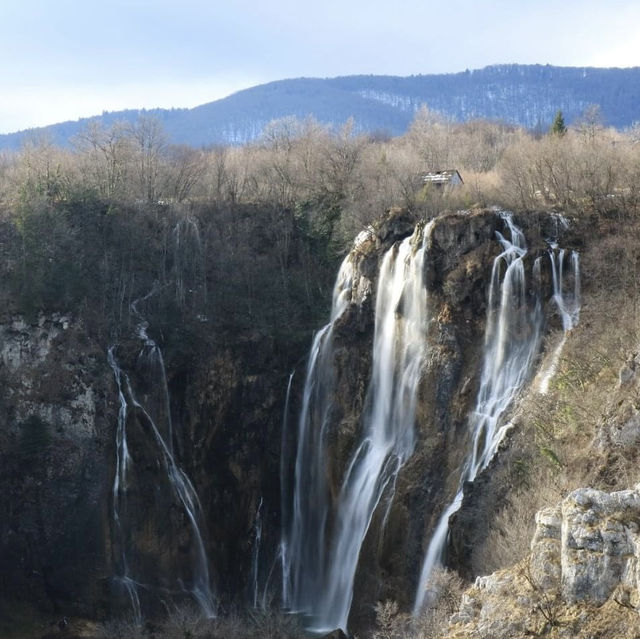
1,0,639,133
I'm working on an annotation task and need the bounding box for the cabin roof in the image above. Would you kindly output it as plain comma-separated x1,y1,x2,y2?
421,169,464,184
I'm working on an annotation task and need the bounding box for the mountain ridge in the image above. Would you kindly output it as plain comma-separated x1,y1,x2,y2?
2,63,639,149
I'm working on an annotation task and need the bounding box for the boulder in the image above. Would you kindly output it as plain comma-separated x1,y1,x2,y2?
561,486,640,604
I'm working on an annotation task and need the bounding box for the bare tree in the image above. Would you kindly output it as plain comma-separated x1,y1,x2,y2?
130,114,167,203
163,145,206,203
75,120,133,200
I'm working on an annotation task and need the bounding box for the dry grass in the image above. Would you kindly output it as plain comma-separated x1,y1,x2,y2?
95,605,305,639
374,570,465,639
96,617,147,639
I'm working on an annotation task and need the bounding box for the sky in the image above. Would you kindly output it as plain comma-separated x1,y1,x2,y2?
1,0,639,134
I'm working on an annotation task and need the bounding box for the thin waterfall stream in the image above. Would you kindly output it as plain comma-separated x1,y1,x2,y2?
250,497,264,608
108,346,143,625
537,249,581,394
280,370,295,609
108,289,216,620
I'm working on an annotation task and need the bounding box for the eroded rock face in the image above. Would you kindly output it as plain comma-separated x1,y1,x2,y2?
530,486,640,605
529,506,562,590
530,485,640,605
450,569,534,638
180,331,298,605
315,208,565,627
0,313,115,616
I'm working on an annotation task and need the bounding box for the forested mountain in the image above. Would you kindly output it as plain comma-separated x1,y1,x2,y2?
1,64,639,149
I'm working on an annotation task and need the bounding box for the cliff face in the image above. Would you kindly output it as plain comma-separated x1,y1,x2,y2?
4,204,635,638
0,320,306,623
282,207,577,630
0,313,115,617
179,332,293,602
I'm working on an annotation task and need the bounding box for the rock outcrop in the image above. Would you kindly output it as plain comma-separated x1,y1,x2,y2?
448,485,640,638
538,486,640,605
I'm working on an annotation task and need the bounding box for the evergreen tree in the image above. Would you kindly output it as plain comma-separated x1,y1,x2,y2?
550,110,567,136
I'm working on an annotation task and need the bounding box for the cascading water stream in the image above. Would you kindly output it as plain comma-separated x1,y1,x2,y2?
284,254,356,616
280,370,295,609
413,213,579,615
107,346,143,625
286,222,433,632
250,498,264,608
172,217,204,307
467,215,543,476
109,291,216,619
127,372,216,617
537,249,581,394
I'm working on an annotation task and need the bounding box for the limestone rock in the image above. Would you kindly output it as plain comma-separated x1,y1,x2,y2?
447,485,640,638
561,486,640,604
448,568,532,638
618,351,640,388
529,505,562,590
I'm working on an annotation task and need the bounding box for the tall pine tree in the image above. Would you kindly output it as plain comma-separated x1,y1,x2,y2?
550,110,567,136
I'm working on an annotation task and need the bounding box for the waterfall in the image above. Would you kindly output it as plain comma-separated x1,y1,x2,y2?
537,249,581,394
172,217,204,307
284,212,580,627
283,254,355,616
467,214,543,476
280,370,295,609
413,213,576,615
107,346,143,625
251,498,264,608
286,222,433,632
108,293,216,619
260,546,283,611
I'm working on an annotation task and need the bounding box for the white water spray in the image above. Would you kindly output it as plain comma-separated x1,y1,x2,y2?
537,249,581,394
286,222,433,632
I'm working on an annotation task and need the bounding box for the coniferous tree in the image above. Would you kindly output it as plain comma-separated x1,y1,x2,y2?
550,110,567,136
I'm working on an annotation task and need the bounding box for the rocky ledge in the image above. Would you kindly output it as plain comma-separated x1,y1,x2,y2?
448,485,640,637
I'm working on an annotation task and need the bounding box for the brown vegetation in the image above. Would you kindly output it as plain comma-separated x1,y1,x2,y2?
3,106,639,253
93,604,305,639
